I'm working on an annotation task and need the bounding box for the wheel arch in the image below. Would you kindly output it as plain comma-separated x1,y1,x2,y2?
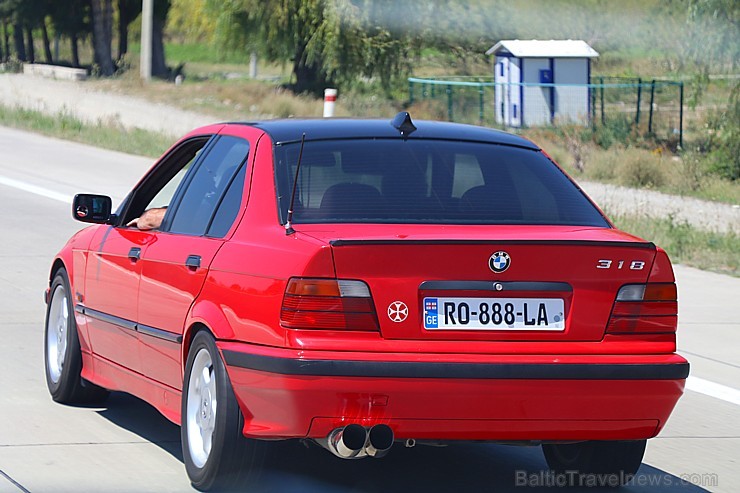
181,298,236,377
49,258,67,283
181,321,211,376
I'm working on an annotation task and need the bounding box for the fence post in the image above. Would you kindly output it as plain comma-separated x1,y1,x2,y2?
447,84,453,121
600,76,605,126
478,85,485,124
591,82,596,129
431,84,435,98
648,79,656,134
679,81,684,149
409,80,414,105
635,78,642,127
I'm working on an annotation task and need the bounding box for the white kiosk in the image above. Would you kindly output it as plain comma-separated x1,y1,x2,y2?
487,40,599,127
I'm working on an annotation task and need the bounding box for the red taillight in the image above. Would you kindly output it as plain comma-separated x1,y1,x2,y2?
606,283,678,334
280,278,379,331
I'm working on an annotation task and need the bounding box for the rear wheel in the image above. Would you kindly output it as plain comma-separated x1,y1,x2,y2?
542,440,646,487
44,269,108,404
182,331,264,491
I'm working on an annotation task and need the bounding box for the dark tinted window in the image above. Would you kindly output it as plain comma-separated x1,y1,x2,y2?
169,136,249,235
207,162,247,238
274,139,608,226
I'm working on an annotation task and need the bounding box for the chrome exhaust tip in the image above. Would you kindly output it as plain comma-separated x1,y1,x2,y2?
323,424,368,459
366,424,394,458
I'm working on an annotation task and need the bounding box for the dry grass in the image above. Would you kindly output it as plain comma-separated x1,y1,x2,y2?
526,129,740,204
90,74,325,120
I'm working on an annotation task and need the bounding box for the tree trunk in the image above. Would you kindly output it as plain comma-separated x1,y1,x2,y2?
41,22,53,63
117,0,129,59
71,34,80,68
13,24,26,61
2,22,9,62
91,0,115,75
25,27,35,64
151,15,168,78
292,44,326,95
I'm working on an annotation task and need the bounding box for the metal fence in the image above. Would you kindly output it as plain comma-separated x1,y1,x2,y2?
408,76,684,147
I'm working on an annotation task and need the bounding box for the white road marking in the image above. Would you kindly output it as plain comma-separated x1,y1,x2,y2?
0,175,71,203
686,376,740,407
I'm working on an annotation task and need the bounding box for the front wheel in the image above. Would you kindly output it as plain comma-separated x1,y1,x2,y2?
542,439,646,487
181,331,264,491
44,269,108,404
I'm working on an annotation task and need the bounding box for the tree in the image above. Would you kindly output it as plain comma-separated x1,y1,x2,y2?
0,0,31,61
209,0,433,95
117,0,139,59
1,21,8,62
49,0,89,67
683,0,739,73
151,0,172,77
90,0,114,75
40,13,52,63
167,0,216,43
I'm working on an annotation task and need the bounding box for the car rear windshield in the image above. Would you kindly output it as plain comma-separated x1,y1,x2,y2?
274,139,609,227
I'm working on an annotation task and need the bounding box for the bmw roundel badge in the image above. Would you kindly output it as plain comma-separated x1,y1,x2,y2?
489,251,511,273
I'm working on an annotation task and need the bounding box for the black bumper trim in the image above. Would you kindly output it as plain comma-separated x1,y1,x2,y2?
222,350,689,380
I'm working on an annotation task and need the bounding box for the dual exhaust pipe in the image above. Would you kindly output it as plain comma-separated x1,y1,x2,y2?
320,424,394,459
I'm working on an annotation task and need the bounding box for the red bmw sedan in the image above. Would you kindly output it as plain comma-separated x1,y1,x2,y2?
45,113,688,490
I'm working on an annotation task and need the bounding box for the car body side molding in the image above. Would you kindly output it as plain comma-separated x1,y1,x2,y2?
77,305,183,343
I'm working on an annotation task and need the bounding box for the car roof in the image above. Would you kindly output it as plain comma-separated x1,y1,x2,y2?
227,117,540,150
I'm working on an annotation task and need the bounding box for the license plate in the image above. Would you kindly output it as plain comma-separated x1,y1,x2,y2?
423,297,565,331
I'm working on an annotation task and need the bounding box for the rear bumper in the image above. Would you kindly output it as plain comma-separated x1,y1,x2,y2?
219,341,688,442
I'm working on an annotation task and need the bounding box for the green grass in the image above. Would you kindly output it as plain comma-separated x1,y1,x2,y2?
0,104,172,158
612,213,739,277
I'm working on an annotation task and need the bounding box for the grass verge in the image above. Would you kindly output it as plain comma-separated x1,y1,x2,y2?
0,104,172,158
612,213,739,277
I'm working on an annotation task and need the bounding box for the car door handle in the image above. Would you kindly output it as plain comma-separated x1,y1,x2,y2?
128,247,141,261
185,255,201,270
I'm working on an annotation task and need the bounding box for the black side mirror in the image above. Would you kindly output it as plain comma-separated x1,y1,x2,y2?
73,194,113,224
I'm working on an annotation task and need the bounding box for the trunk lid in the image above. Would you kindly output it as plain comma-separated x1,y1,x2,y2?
300,225,656,342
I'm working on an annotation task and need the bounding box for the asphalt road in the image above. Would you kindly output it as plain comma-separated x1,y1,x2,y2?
0,126,737,493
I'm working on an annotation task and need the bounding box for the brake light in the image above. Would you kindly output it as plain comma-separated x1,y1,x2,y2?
280,278,379,331
606,283,677,334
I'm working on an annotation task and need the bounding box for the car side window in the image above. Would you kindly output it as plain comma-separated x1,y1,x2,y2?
167,136,250,236
121,137,211,226
206,161,247,238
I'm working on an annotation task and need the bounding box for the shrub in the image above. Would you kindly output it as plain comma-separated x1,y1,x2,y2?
704,82,739,181
615,148,666,188
592,116,634,149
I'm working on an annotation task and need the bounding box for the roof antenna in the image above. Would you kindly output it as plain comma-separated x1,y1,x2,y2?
391,111,417,138
285,133,306,235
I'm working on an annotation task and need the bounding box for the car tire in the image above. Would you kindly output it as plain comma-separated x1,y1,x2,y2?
44,269,109,404
182,331,264,491
542,439,646,486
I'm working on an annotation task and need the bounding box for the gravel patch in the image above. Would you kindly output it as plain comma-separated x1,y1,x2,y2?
0,73,213,136
580,181,739,234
